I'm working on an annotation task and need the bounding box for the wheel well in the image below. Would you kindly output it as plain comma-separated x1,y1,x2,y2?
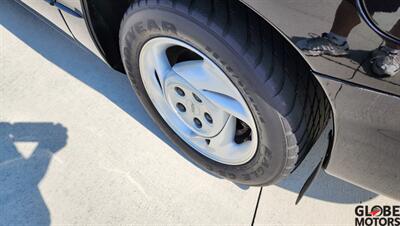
82,0,319,76
81,0,131,73
83,0,334,154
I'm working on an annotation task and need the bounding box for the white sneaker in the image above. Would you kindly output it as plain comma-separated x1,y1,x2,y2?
371,46,400,77
296,33,349,56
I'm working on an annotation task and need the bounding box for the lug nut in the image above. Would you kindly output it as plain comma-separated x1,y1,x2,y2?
175,87,185,96
204,113,213,124
176,103,186,112
192,93,202,103
193,118,202,128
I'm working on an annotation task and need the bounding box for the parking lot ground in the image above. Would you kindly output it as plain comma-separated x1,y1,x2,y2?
1,1,398,225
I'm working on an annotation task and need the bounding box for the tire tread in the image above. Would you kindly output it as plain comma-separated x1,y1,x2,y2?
121,0,331,180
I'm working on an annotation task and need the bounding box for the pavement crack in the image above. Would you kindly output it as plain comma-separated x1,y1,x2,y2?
251,187,263,226
100,166,150,199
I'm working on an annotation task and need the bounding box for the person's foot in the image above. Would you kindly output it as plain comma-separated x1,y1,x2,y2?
296,33,349,56
371,46,400,77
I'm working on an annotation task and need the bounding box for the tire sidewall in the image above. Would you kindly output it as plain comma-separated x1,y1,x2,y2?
119,6,289,185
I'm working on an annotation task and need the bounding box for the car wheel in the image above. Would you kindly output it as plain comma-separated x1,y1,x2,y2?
119,0,330,185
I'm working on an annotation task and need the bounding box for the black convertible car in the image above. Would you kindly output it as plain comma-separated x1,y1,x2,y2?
17,0,400,200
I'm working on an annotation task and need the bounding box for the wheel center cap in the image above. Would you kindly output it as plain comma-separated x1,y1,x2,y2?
164,71,229,138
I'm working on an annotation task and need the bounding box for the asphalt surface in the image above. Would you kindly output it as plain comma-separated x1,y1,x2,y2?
0,0,398,225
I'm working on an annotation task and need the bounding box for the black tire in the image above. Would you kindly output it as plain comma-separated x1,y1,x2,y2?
119,0,330,185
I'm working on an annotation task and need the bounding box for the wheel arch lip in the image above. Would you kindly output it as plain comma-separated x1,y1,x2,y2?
79,0,130,73
236,0,337,168
235,1,400,199
79,0,107,62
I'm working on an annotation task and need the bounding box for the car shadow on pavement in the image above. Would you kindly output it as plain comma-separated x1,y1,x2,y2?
0,122,68,226
0,0,377,205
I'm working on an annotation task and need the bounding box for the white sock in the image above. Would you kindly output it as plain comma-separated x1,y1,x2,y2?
327,32,347,46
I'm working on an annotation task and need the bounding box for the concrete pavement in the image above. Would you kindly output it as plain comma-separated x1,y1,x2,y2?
0,0,398,225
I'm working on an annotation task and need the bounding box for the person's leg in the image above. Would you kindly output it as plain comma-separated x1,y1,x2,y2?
296,0,360,56
329,0,361,37
385,20,400,49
